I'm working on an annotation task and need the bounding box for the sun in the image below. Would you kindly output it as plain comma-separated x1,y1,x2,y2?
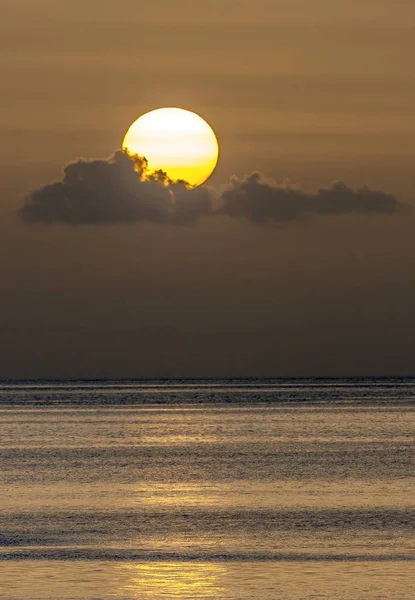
122,108,219,188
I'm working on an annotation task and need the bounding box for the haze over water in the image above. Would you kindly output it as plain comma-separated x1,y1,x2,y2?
0,379,414,599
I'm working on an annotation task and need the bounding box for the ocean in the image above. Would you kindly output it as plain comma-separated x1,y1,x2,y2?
0,379,413,599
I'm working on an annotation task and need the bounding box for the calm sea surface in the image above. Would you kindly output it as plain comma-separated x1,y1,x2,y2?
0,379,414,599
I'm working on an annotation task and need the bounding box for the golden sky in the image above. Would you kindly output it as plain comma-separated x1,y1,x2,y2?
1,0,415,378
2,0,415,199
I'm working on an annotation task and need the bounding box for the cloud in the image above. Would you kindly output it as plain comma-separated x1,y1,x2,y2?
19,151,405,225
20,151,213,225
221,172,402,222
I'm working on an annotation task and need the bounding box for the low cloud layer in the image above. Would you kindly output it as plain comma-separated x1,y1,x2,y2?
20,152,212,225
20,151,404,225
222,173,401,222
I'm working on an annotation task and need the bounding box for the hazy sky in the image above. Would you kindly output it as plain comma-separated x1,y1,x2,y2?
1,0,414,378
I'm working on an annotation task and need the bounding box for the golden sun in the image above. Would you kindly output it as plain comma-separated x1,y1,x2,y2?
122,107,219,187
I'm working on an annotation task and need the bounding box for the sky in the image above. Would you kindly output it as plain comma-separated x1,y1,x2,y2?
1,0,415,378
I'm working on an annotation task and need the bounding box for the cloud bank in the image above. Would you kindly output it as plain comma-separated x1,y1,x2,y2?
20,152,212,225
20,151,404,225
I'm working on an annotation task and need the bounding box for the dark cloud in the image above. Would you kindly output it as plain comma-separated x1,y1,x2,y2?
221,173,403,222
19,152,405,225
20,151,213,225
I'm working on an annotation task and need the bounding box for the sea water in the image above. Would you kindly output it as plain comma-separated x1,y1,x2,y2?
0,379,413,599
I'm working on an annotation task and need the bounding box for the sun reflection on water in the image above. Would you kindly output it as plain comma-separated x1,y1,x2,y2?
121,562,225,599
